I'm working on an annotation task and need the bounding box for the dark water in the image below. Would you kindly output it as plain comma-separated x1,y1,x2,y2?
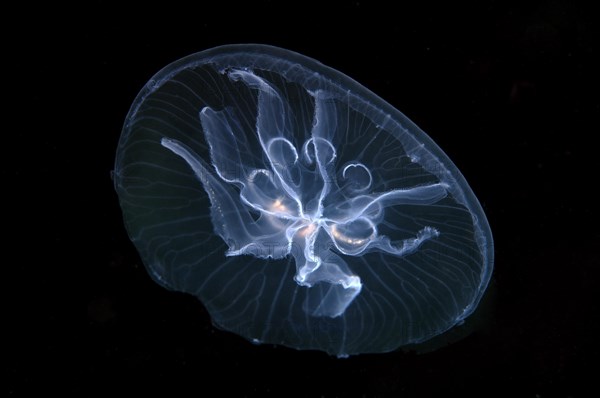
9,2,597,396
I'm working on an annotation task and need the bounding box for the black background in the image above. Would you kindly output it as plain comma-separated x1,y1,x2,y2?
8,1,598,396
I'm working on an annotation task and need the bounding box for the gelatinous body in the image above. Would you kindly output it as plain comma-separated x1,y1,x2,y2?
114,44,493,356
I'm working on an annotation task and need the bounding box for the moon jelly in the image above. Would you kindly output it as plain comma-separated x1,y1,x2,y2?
114,44,493,356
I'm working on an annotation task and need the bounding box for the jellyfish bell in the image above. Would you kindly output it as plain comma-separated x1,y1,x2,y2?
114,44,493,357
